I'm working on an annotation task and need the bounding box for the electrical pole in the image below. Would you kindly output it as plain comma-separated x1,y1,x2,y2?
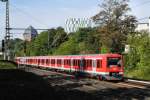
48,30,50,49
5,0,11,60
1,0,11,60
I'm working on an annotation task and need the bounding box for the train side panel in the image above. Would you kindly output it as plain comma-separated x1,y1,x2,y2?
16,54,124,81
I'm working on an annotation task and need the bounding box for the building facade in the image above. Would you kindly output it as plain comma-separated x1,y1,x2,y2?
23,26,38,41
65,18,95,33
136,17,150,33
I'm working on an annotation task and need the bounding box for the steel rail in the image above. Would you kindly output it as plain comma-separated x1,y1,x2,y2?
126,79,150,85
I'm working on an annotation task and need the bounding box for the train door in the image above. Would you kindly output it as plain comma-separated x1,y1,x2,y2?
92,59,96,74
73,59,80,73
70,58,74,72
62,59,64,69
80,58,85,72
96,59,102,71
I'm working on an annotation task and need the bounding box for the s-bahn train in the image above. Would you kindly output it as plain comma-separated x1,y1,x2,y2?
15,54,124,80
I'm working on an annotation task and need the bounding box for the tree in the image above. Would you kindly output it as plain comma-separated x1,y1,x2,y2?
54,28,101,55
53,36,78,55
92,0,137,53
75,28,101,54
24,27,68,56
125,32,150,80
51,27,68,48
11,38,24,57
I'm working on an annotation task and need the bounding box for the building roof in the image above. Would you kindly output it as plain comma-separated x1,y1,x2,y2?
24,26,38,36
137,23,149,25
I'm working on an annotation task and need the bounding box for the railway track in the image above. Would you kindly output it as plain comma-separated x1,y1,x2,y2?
22,66,150,91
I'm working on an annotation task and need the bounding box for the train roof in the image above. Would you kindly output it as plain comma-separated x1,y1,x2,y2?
16,54,122,59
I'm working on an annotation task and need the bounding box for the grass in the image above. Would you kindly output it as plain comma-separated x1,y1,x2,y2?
125,69,150,81
0,61,17,69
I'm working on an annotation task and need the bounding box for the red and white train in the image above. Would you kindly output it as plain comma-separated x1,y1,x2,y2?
16,54,124,80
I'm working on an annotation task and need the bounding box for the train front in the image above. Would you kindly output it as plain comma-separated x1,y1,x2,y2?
105,54,124,80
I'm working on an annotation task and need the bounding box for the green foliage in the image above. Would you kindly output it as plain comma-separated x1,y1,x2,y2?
53,36,78,55
10,0,149,80
11,38,24,57
54,28,101,55
92,0,137,53
0,61,16,69
23,27,68,56
28,31,50,56
125,32,150,80
100,45,109,54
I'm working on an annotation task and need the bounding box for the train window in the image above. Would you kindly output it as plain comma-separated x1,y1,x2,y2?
85,60,92,68
89,60,92,67
85,60,88,68
73,60,79,66
73,60,75,66
73,59,79,66
60,59,62,65
51,59,53,64
49,59,51,64
97,60,102,68
51,59,55,64
66,60,71,66
57,59,62,65
54,59,55,64
33,59,35,63
40,59,42,64
107,57,121,67
76,60,78,66
68,60,71,66
38,59,40,64
42,59,45,64
77,60,80,67
57,59,58,64
46,59,49,64
64,60,67,65
66,60,68,65
81,59,85,67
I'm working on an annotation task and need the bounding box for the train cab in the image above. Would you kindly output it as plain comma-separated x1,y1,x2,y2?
105,54,124,80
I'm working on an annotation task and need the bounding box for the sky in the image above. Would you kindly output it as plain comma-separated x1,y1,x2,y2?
0,0,150,42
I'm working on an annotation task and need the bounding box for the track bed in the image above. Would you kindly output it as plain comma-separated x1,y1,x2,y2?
0,67,149,100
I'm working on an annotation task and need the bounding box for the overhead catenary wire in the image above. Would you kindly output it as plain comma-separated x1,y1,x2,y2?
132,0,150,9
137,17,149,21
11,4,49,28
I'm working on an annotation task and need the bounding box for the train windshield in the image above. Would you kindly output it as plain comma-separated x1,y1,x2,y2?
107,57,121,67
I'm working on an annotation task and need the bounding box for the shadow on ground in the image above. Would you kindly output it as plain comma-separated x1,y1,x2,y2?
0,69,149,100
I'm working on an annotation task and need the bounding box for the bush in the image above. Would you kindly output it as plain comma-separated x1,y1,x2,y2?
125,32,150,80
